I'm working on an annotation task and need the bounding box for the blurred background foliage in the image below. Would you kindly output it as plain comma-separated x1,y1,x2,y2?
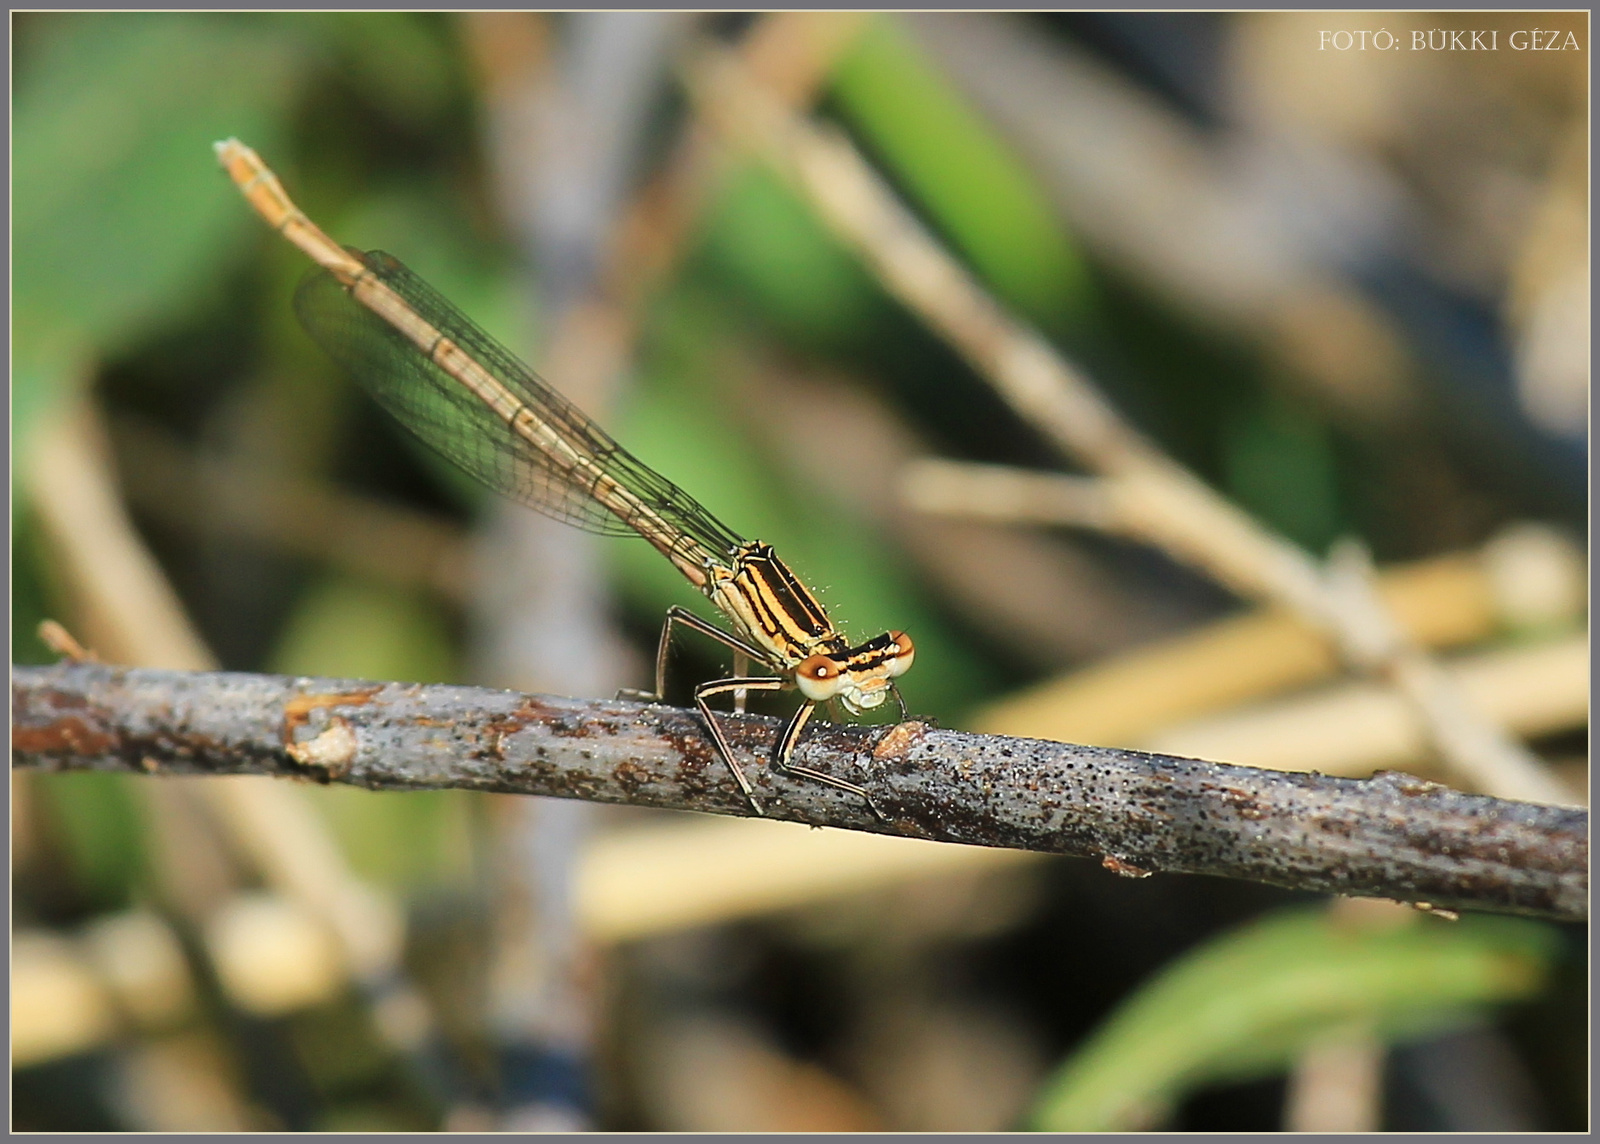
12,10,1587,1132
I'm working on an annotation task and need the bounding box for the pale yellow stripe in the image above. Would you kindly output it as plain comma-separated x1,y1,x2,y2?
576,816,1036,943
1145,633,1587,794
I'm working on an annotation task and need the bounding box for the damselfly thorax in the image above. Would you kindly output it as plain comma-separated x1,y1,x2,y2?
216,137,913,821
706,542,913,713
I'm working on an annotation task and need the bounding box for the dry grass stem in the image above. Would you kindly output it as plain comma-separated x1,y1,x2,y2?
1283,1025,1384,1131
25,400,216,672
977,525,1583,751
900,459,1116,530
575,816,1036,944
1145,633,1586,794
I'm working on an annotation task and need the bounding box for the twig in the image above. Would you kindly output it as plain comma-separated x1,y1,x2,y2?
900,458,1116,530
36,619,98,664
680,41,1567,807
13,662,1586,923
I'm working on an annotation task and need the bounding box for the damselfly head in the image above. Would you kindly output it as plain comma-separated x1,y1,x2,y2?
794,630,915,711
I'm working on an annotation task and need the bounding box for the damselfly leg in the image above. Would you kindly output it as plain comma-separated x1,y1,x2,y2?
691,678,887,823
771,702,888,822
692,675,787,815
643,604,887,821
889,681,909,721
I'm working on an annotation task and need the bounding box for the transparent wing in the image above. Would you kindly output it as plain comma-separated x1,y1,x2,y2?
294,249,745,554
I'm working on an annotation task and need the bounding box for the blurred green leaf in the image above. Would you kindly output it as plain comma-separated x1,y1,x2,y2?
304,12,459,131
302,785,477,892
831,15,1093,331
1028,906,1560,1131
13,13,303,446
1222,391,1341,555
12,505,64,667
33,772,148,911
268,572,458,685
336,188,531,356
700,164,886,352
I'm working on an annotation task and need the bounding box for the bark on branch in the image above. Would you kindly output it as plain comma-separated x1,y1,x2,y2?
12,662,1586,922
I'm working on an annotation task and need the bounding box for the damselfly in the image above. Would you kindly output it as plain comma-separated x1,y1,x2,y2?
215,139,913,820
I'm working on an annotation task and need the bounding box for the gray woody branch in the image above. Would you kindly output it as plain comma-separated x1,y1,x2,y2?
13,662,1586,923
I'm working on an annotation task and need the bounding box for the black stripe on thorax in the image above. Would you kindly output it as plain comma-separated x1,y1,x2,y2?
731,543,834,643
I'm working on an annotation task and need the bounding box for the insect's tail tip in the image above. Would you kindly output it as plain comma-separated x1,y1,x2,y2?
212,137,248,167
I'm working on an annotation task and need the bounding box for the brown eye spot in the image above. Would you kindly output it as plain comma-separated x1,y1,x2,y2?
890,631,914,658
799,655,836,679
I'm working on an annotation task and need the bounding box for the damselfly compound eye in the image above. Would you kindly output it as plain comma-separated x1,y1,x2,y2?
795,654,846,701
887,631,915,677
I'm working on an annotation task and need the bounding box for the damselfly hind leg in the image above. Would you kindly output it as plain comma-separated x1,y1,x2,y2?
616,604,769,704
773,703,889,823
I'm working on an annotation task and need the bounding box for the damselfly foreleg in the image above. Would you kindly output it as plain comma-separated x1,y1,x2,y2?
772,702,888,823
